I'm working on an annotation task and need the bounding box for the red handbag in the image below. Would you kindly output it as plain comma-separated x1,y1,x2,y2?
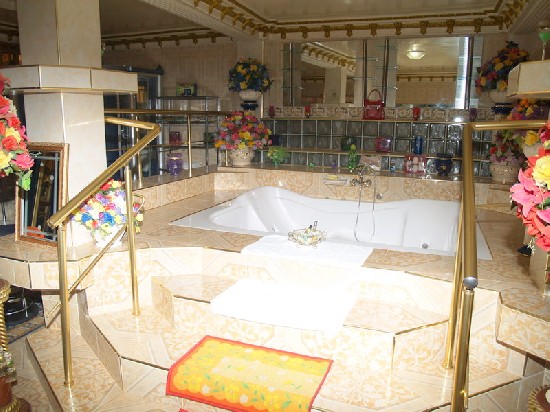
363,89,385,120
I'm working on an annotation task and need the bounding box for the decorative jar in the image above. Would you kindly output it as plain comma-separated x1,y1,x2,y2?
490,162,520,184
229,147,254,167
167,152,183,175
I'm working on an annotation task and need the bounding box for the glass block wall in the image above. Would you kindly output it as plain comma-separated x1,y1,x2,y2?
261,118,493,177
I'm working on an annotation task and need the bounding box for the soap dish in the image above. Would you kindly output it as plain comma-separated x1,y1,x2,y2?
288,228,327,247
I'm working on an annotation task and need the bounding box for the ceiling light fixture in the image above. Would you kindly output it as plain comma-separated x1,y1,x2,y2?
407,49,426,60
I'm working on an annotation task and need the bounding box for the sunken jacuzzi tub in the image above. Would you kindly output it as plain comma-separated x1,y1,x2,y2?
172,186,491,259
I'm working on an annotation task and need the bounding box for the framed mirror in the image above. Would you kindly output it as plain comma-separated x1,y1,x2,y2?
283,35,483,109
15,142,69,245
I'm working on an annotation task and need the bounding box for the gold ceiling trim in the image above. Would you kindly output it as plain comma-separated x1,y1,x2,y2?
223,0,511,25
104,31,227,49
301,43,356,71
193,0,527,37
101,27,215,40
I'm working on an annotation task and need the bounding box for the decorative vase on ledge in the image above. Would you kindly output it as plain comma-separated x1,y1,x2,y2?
489,162,519,184
238,90,261,111
93,226,125,248
229,147,253,167
487,89,514,116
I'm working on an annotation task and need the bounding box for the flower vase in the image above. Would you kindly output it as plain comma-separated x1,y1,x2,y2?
528,243,550,296
238,90,261,111
487,90,514,116
93,226,125,247
229,148,254,167
489,162,520,184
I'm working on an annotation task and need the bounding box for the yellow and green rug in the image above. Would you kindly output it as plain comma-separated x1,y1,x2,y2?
166,335,332,412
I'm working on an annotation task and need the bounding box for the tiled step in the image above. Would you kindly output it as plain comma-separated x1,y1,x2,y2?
27,312,527,412
25,327,181,411
41,271,524,411
83,307,522,411
151,274,448,368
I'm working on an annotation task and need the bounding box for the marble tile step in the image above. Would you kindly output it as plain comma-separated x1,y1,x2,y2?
151,274,450,366
85,306,522,412
25,327,181,411
151,274,449,334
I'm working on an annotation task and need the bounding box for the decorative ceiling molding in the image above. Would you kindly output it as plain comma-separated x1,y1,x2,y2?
301,42,355,71
102,25,229,48
186,0,530,39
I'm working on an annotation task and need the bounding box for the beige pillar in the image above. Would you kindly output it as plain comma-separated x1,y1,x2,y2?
324,67,347,104
3,0,136,245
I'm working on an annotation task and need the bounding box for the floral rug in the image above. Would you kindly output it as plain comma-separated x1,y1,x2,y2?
166,335,332,412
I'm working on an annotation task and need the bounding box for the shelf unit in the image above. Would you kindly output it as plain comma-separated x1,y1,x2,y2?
149,96,221,173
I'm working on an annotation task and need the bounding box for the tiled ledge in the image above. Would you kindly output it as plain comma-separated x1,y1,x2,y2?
131,165,511,212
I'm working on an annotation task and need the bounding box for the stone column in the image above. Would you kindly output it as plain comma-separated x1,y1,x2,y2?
324,67,347,104
2,0,137,246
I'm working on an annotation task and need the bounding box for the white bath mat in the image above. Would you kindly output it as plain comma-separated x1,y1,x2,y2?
241,235,373,267
211,278,356,335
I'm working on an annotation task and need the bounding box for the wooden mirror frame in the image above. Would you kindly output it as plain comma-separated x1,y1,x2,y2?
15,142,69,246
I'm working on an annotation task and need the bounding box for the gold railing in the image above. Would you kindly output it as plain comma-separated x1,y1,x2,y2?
446,119,546,411
46,117,161,387
104,108,231,180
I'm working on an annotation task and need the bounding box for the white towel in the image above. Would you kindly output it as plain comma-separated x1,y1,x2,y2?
241,235,373,267
210,278,356,335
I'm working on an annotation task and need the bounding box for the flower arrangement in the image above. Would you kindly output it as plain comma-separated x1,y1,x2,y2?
267,146,289,166
489,130,525,167
511,121,550,251
506,99,548,151
0,75,34,190
72,179,144,243
228,57,273,93
475,41,529,94
214,111,271,151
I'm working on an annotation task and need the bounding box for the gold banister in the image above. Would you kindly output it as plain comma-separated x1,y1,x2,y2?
47,118,160,229
449,119,546,410
46,117,161,388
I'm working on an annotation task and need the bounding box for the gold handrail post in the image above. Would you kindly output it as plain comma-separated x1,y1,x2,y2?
452,281,476,410
443,200,464,369
450,120,478,410
56,226,73,387
124,165,140,316
187,114,193,178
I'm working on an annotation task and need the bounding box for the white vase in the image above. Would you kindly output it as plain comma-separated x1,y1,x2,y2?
489,162,520,184
93,226,125,247
229,147,254,167
238,90,261,101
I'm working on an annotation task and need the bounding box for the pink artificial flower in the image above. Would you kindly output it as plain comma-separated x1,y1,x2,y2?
510,169,549,217
12,152,34,170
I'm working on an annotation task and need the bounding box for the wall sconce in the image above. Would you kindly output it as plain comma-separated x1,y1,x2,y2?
406,49,426,59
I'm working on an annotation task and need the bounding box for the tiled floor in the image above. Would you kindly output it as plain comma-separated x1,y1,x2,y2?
3,183,550,411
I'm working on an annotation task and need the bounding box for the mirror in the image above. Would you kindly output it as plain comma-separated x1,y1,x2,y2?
284,36,482,108
15,142,68,245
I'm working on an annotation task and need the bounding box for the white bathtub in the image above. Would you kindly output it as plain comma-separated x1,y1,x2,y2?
172,186,491,258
